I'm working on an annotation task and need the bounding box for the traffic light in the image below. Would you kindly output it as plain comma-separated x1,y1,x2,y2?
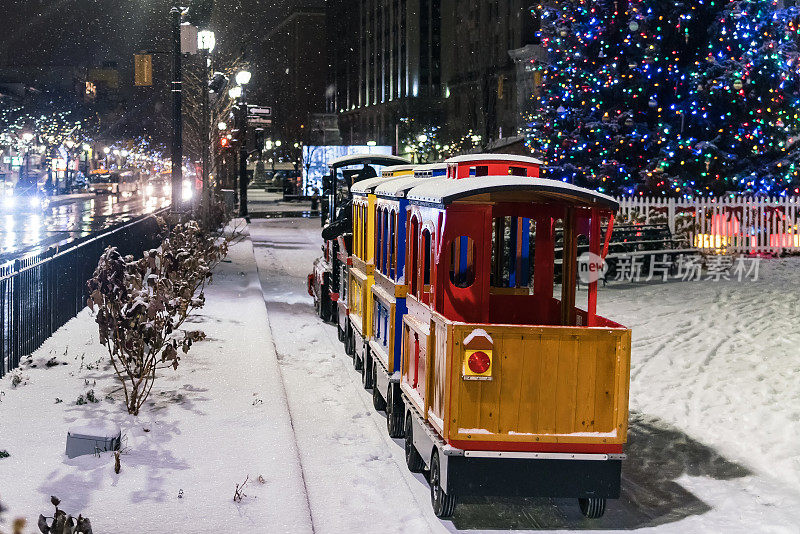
134,54,153,86
220,137,229,148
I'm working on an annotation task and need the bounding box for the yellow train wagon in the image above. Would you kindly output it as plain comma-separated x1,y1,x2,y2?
345,165,416,371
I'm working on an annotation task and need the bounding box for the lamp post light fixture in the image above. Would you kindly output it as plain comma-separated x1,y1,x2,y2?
228,86,242,99
218,121,227,130
235,70,251,86
197,30,216,52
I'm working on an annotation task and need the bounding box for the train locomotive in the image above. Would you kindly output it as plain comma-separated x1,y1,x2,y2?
310,153,632,519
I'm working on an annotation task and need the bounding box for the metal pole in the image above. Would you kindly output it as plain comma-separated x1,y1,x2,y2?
238,90,248,217
171,7,183,212
201,49,211,225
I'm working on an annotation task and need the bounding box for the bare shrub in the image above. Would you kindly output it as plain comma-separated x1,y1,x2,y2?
87,220,227,416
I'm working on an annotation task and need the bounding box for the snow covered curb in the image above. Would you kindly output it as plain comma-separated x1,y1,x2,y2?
0,227,312,533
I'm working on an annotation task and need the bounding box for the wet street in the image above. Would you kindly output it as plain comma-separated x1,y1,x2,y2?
0,192,170,264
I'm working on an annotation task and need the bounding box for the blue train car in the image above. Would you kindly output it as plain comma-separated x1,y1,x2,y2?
369,163,447,435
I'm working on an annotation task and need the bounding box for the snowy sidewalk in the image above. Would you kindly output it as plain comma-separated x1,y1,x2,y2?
251,218,447,534
0,229,313,532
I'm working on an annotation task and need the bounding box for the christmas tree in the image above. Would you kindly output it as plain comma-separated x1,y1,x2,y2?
527,0,800,197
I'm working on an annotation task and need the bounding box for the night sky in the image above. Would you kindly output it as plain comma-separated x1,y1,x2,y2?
0,1,287,74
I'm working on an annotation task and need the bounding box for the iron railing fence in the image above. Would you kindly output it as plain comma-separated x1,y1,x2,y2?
0,210,166,378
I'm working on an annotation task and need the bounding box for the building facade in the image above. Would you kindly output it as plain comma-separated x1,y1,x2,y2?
326,0,444,148
326,0,542,153
263,6,329,145
440,0,541,146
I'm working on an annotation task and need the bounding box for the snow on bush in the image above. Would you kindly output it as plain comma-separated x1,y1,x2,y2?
86,219,228,416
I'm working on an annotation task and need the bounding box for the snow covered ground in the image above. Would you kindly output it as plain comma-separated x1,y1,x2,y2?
2,216,800,533
0,230,313,533
250,217,800,533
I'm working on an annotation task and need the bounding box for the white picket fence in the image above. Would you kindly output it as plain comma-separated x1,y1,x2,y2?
615,196,800,255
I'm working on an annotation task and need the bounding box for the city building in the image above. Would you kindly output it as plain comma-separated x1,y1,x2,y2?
326,0,444,149
325,1,542,155
262,3,329,146
440,1,541,146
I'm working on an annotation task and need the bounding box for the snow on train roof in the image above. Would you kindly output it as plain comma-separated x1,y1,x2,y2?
381,164,417,173
375,175,438,198
351,175,404,195
406,176,618,209
413,162,447,172
444,153,544,165
328,153,409,168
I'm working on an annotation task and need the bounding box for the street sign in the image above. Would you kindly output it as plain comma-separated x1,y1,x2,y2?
248,106,272,117
248,117,272,126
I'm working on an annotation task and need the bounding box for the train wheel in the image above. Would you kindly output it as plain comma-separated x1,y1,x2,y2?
345,326,355,357
404,416,424,473
362,352,373,389
386,385,404,438
354,345,363,371
372,366,386,411
578,498,606,519
430,450,456,518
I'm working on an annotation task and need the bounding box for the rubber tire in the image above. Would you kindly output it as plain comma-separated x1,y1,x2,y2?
578,497,606,519
372,365,386,411
404,416,424,473
354,340,363,371
362,351,373,390
386,385,404,438
345,325,355,357
430,450,457,518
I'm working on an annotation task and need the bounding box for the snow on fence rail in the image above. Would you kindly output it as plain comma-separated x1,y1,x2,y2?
0,211,166,378
615,196,800,255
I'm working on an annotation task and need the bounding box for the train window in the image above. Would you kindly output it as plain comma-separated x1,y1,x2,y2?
491,216,535,290
508,166,527,176
422,229,432,287
389,210,397,278
470,166,489,177
449,236,475,288
409,216,419,293
375,208,382,271
362,205,368,261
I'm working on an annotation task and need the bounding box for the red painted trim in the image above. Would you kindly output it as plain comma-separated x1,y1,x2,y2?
330,292,340,302
448,439,623,455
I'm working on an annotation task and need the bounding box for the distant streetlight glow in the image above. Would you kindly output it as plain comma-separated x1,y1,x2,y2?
235,70,252,85
275,140,282,147
228,86,242,99
218,121,227,130
103,147,110,154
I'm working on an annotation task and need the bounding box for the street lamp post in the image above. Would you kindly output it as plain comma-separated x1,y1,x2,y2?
170,6,184,212
234,70,251,218
198,30,215,226
228,85,242,207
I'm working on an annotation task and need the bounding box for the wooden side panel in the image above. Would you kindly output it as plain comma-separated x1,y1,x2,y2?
446,324,631,447
429,316,450,431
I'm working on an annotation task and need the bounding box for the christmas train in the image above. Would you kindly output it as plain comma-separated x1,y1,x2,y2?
308,153,632,519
